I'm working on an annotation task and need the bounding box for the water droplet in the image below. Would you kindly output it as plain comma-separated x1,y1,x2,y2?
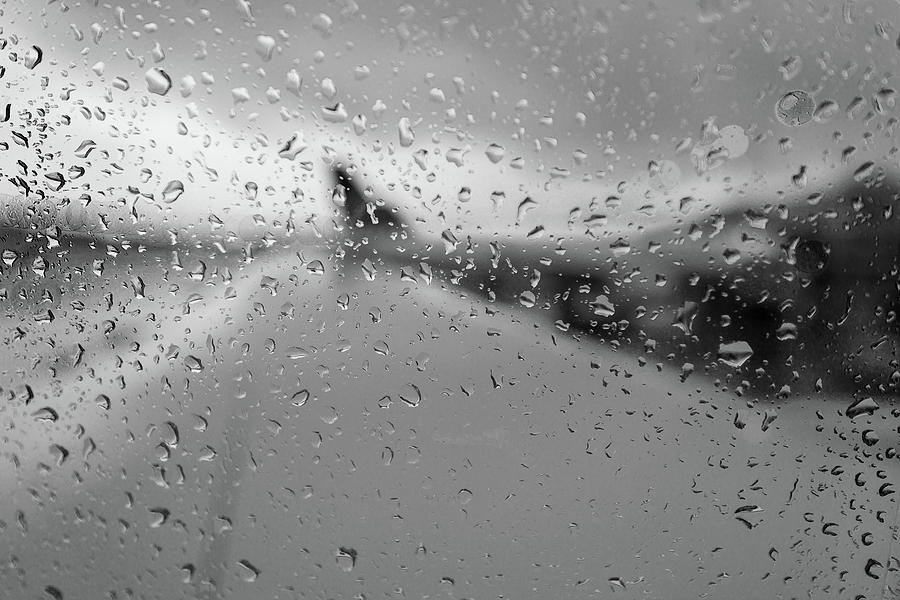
485,143,505,163
74,140,96,158
862,429,879,446
352,113,367,135
775,323,797,341
853,161,875,182
418,262,433,285
320,77,337,99
846,397,878,419
231,87,251,104
260,275,279,295
34,407,59,422
361,258,377,281
399,384,422,407
516,197,538,224
717,341,754,367
306,260,325,275
873,87,896,113
446,148,465,166
610,239,631,257
526,225,545,239
864,558,882,580
148,507,170,528
312,13,334,37
291,390,310,407
255,35,276,61
112,76,130,91
184,356,204,372
518,290,536,308
775,90,815,126
591,295,615,318
779,56,802,80
320,406,339,425
44,172,66,192
441,229,459,254
237,559,261,582
287,347,310,360
277,132,307,160
24,45,42,70
398,117,415,147
761,409,778,432
285,68,302,96
145,68,172,96
722,248,741,265
49,444,69,466
336,547,357,572
717,124,749,159
44,586,64,600
2,249,19,266
322,102,348,123
813,99,839,122
161,180,184,203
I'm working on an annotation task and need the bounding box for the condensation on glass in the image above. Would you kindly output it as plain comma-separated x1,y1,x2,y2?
0,1,898,598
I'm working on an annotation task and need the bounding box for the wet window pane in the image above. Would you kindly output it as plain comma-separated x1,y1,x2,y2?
1,1,899,597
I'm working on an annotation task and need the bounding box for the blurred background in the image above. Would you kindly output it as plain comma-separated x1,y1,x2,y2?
0,0,899,598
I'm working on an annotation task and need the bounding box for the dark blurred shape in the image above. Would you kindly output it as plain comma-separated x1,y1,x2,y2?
333,167,900,398
335,167,405,233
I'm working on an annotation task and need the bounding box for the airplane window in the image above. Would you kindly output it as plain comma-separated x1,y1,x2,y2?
1,1,898,598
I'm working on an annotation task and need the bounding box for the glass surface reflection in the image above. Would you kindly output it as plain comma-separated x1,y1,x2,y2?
0,1,898,598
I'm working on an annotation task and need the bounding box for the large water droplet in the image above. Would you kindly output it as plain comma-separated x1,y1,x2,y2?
441,229,459,254
307,260,325,275
291,389,310,407
74,140,96,158
398,117,415,147
255,35,276,61
184,355,204,372
485,143,505,163
322,102,348,123
237,559,261,582
145,68,172,96
148,507,170,528
775,90,815,126
112,76,130,91
361,258,377,281
717,341,754,367
591,295,615,318
336,547,357,572
864,558,883,580
853,161,875,182
24,45,42,69
162,180,184,203
846,397,878,419
44,586,64,600
518,290,536,308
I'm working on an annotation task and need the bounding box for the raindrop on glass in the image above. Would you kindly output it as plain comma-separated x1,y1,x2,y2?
775,90,815,127
145,68,172,96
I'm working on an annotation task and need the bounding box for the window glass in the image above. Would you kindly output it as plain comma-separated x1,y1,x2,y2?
1,1,898,597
